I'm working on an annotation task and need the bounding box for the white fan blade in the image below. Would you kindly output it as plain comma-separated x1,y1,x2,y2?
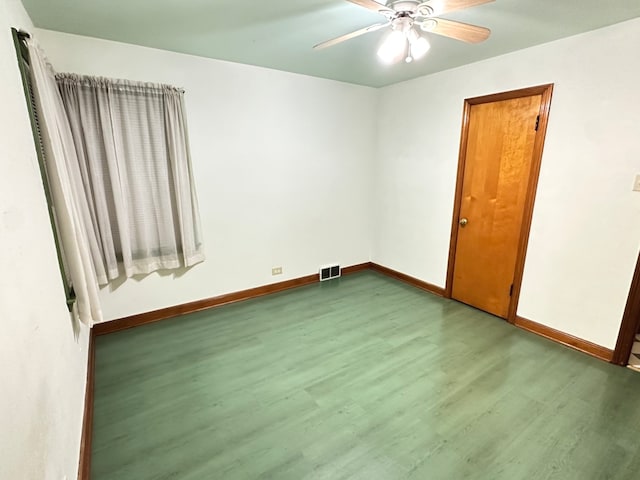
418,0,495,17
313,22,389,50
424,17,490,43
346,0,394,15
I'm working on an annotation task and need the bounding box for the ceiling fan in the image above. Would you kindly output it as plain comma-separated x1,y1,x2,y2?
314,0,494,64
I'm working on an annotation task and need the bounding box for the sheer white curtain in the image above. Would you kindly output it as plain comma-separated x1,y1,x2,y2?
26,40,102,325
56,74,204,283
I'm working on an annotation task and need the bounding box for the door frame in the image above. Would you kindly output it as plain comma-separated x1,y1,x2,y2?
612,252,640,365
444,84,554,323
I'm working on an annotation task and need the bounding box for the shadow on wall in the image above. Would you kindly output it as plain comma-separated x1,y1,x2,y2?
101,265,196,292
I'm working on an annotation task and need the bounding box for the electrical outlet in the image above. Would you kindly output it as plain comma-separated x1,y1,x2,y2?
633,174,640,192
272,267,283,276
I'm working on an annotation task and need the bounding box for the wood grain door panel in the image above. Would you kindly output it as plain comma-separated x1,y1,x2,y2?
451,94,542,318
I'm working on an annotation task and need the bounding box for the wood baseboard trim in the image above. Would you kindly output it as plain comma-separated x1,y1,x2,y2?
341,262,372,275
93,262,372,336
515,316,614,362
369,263,446,297
78,329,95,480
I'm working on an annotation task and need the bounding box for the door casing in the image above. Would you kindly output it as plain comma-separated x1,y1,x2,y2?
612,252,640,365
444,84,554,323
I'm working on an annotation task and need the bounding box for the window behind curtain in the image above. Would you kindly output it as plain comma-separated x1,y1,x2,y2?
56,74,204,284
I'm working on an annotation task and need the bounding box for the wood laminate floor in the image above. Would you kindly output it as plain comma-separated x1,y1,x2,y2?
92,271,640,479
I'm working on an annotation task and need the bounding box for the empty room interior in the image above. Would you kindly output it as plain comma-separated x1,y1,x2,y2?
3,0,640,478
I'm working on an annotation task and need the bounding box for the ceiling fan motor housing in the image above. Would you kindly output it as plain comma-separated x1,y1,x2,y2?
386,1,436,29
387,1,433,16
388,1,421,13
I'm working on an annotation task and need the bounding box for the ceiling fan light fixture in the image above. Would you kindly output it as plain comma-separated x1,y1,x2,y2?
410,35,430,60
377,29,407,64
404,27,430,61
406,27,420,43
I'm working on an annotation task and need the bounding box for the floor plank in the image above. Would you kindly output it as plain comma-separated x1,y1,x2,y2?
92,271,640,479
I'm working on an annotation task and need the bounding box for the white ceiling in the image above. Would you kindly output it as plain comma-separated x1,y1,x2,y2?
21,0,640,87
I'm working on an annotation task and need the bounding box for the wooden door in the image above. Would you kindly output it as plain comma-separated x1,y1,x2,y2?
449,88,550,319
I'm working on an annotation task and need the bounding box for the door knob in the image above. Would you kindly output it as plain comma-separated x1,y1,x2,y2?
459,218,468,227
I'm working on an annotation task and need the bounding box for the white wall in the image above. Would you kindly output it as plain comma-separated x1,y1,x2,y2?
33,18,640,347
35,29,378,322
0,1,89,479
373,18,640,349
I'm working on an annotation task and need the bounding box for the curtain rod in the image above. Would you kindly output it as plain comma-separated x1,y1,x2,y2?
14,30,185,93
56,75,186,94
